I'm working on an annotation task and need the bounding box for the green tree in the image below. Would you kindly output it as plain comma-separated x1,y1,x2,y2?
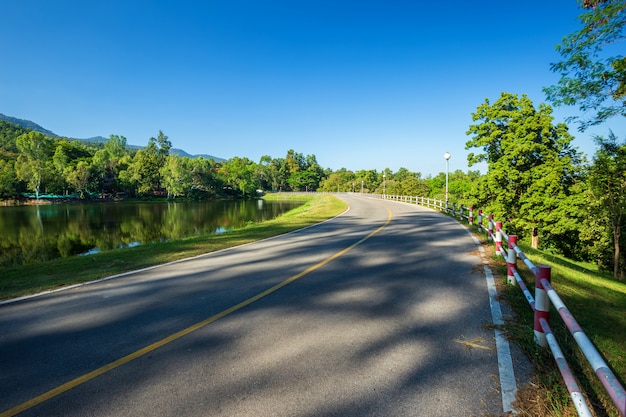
285,149,305,174
0,121,27,154
258,155,280,191
0,159,18,198
66,160,94,198
465,93,585,249
219,157,257,196
288,170,320,191
355,169,378,193
586,133,626,279
92,135,129,194
127,132,171,195
160,155,192,198
14,132,53,199
544,0,626,130
51,144,71,195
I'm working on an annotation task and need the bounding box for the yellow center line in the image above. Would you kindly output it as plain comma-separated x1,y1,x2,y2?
1,205,393,417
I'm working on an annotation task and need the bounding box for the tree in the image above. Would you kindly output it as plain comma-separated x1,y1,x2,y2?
0,159,18,198
52,144,71,195
586,132,626,279
288,170,319,191
14,132,53,199
66,160,94,198
544,0,626,130
160,155,192,198
219,157,257,196
285,149,305,174
127,132,170,195
317,168,355,192
465,93,585,248
92,135,129,194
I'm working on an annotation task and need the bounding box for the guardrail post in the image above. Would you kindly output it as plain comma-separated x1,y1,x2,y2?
488,214,494,240
534,265,551,348
478,209,483,232
495,221,503,255
507,235,517,285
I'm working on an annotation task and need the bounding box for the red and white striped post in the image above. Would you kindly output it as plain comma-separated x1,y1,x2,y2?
507,235,517,285
477,209,483,232
469,206,474,225
488,214,494,240
534,265,552,348
495,221,503,256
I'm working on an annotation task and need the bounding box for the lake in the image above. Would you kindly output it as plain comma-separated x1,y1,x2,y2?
0,199,302,267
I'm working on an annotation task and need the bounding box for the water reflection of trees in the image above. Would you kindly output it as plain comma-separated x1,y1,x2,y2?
0,200,300,266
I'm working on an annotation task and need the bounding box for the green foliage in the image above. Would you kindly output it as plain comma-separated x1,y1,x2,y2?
288,170,320,191
14,131,54,199
584,133,626,278
544,0,626,130
0,120,27,153
0,159,18,198
465,93,586,248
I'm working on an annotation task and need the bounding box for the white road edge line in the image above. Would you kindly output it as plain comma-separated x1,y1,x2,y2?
469,231,518,414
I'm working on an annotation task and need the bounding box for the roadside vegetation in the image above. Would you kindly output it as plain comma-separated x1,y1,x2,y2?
479,235,626,416
0,193,347,300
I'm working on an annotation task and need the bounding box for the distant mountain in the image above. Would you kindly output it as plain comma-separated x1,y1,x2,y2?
0,113,225,161
0,113,58,137
170,147,225,161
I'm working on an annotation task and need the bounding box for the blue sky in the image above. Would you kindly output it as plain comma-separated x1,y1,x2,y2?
2,0,624,176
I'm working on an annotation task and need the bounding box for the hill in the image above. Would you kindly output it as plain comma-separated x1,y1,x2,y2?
0,113,58,137
0,113,225,161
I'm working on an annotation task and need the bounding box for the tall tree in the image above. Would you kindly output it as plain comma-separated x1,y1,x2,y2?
14,132,53,199
128,132,170,195
586,132,626,279
465,93,585,248
92,134,128,193
0,159,18,198
544,0,626,130
160,155,192,198
219,157,257,196
66,160,93,198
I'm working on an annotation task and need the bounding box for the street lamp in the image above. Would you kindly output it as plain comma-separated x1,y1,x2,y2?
444,152,451,209
383,174,386,196
361,180,364,193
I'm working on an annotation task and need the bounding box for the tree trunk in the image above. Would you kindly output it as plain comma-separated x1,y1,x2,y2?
531,228,539,249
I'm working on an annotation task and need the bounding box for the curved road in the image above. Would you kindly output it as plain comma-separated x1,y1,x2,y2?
0,195,515,416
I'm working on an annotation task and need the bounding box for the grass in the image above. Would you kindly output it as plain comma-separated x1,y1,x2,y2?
0,193,348,301
480,235,626,417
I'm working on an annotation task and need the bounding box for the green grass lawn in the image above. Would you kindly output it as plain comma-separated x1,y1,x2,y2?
0,193,347,300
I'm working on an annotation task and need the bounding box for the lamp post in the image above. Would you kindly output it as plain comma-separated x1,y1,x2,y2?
383,173,386,196
361,180,364,193
444,152,451,209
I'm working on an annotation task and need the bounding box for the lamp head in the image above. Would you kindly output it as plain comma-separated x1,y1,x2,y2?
444,152,451,161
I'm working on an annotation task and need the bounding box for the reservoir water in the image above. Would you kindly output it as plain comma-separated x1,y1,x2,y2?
0,199,302,266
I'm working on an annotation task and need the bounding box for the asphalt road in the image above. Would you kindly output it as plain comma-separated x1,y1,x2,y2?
0,195,515,416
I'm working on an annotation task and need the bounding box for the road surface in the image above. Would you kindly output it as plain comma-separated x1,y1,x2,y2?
0,194,518,416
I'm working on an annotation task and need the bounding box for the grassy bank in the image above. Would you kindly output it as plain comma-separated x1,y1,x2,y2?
0,193,347,301
490,241,626,416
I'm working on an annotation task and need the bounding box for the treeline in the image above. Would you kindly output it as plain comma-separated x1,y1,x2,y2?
0,119,482,201
0,120,466,201
0,121,322,199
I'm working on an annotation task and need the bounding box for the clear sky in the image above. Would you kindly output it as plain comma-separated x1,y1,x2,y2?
1,0,624,177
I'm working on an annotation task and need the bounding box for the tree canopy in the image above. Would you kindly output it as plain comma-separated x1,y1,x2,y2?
544,0,626,130
465,92,585,251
